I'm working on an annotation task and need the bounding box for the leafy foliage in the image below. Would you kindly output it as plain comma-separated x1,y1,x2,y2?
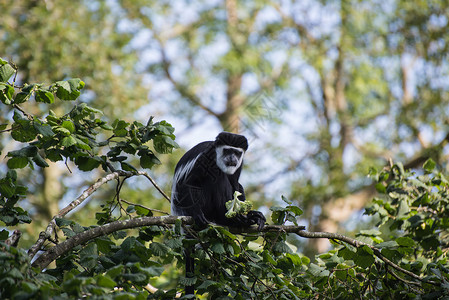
0,59,177,225
4,157,449,298
2,61,449,298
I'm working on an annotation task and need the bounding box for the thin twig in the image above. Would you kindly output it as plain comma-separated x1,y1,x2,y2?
28,172,123,259
294,230,437,286
28,170,170,259
13,104,33,120
135,171,171,202
121,199,169,215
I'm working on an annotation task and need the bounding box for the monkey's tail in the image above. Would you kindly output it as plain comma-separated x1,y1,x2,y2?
185,246,195,295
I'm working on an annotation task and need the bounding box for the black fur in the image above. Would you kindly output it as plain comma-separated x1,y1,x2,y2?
171,132,265,229
171,132,266,295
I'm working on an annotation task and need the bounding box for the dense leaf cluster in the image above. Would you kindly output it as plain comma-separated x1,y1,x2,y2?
0,59,177,228
1,60,449,299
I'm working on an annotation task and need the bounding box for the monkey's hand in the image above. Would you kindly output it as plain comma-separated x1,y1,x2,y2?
247,210,266,231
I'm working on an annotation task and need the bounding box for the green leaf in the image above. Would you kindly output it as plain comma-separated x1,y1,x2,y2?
55,78,85,100
35,89,55,104
423,158,436,172
359,229,382,236
32,153,49,168
135,206,151,216
75,156,101,171
149,241,170,256
308,263,329,277
286,253,303,266
61,120,76,133
281,195,292,204
0,83,14,104
84,105,102,114
262,250,277,265
0,229,9,240
45,149,63,162
197,280,219,290
106,265,124,279
121,161,137,172
368,167,379,181
55,218,73,227
354,245,375,268
165,237,182,249
273,241,292,253
179,276,197,286
396,236,415,247
53,127,71,136
287,205,303,216
375,241,398,249
61,136,77,148
0,178,15,198
79,243,98,269
153,135,177,154
96,275,116,289
96,238,114,253
7,145,38,158
211,242,226,254
34,121,54,137
113,120,129,137
7,157,29,169
74,137,92,151
140,152,161,169
14,92,29,104
61,227,75,238
141,266,164,277
0,61,15,82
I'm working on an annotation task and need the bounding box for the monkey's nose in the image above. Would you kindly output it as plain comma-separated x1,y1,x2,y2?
225,158,238,166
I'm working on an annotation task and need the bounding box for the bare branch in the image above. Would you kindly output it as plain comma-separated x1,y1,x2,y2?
121,199,169,215
28,172,123,259
30,214,432,288
5,230,21,247
135,171,171,202
13,104,33,120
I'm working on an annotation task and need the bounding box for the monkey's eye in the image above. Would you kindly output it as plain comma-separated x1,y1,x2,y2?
234,151,242,159
223,148,243,158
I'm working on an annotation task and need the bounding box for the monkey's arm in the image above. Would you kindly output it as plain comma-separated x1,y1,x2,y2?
237,183,266,230
172,145,217,227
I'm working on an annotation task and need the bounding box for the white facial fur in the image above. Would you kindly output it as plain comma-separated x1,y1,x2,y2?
216,145,245,175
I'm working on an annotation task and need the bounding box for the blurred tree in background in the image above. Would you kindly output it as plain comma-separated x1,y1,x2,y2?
1,0,449,257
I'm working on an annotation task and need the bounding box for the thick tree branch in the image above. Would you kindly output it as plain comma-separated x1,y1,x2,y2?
31,214,432,288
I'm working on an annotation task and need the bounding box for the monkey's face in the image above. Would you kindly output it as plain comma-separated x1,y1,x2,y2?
215,145,244,175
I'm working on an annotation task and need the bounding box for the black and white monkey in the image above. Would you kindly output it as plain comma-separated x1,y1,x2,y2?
171,131,266,230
